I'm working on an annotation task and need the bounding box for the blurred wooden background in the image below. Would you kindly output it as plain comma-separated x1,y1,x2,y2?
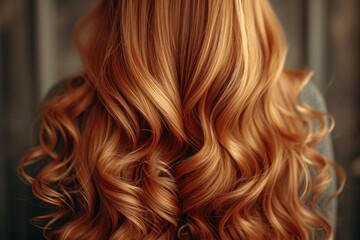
0,0,359,239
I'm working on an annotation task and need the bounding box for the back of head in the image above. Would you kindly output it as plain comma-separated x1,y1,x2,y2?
18,0,344,239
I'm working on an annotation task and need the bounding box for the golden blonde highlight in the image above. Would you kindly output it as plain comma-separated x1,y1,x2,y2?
18,0,345,239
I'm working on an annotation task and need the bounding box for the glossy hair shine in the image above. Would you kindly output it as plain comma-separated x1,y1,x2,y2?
18,0,344,239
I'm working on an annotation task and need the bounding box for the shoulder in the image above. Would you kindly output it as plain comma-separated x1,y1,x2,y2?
41,75,87,105
42,79,68,103
299,80,339,231
33,75,87,129
299,80,335,160
299,80,327,113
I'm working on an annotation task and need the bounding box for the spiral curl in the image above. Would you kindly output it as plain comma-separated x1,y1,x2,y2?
18,0,345,239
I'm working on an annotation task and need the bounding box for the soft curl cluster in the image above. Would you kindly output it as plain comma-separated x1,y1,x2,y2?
18,0,345,239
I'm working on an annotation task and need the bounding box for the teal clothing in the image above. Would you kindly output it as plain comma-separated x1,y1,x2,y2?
299,81,338,234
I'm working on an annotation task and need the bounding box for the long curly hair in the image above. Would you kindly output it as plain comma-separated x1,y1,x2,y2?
18,0,345,239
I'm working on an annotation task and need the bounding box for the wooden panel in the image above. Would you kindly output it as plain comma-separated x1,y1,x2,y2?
0,0,38,239
271,0,308,69
327,0,360,239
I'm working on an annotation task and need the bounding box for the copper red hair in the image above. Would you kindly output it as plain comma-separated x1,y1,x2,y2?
18,0,345,239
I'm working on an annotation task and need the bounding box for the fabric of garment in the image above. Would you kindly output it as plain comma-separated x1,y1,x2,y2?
299,80,338,235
